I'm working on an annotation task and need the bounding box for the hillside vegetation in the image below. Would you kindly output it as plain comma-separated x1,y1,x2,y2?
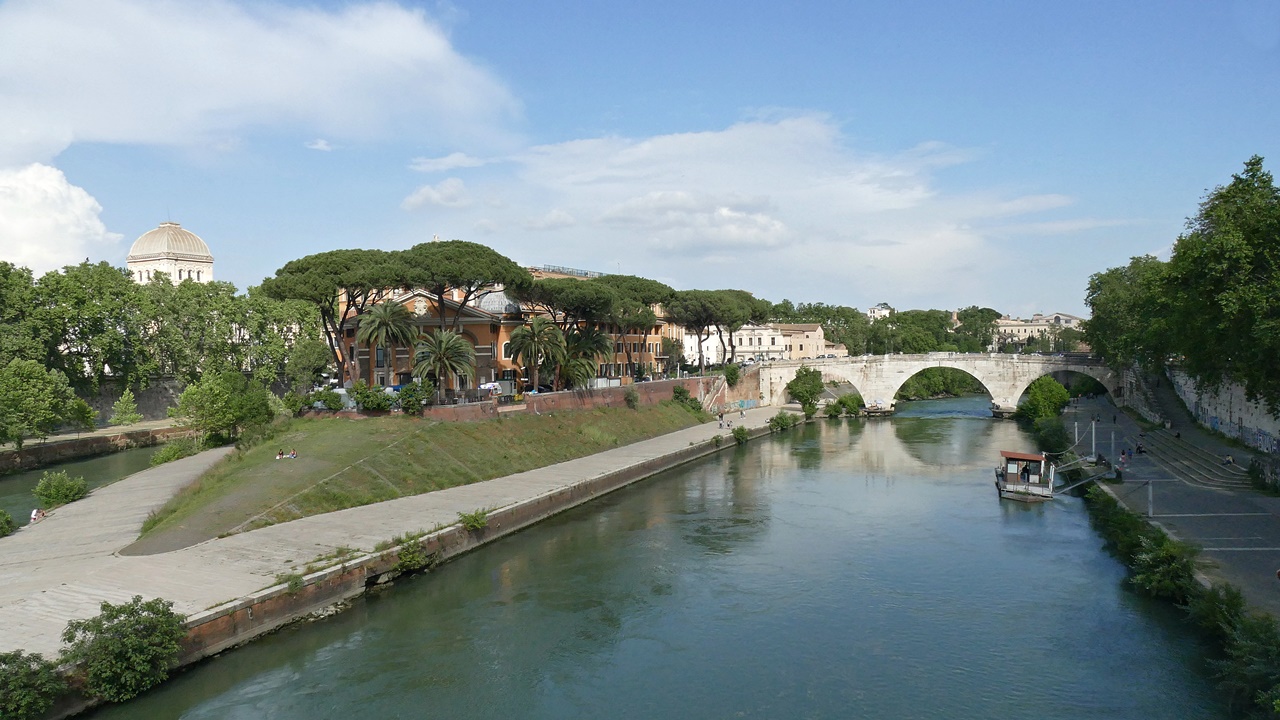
128,403,703,554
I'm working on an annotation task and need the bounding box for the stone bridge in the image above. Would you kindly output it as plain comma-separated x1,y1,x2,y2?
758,353,1120,418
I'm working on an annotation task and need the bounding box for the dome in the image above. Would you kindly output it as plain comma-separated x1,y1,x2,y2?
127,222,213,262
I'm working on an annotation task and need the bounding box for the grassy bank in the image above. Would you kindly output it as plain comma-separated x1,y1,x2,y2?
132,403,704,553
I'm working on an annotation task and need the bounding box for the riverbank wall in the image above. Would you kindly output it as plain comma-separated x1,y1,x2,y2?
0,426,197,474
1167,367,1280,455
48,410,792,718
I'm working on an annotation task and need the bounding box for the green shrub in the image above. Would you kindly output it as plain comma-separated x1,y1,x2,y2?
0,509,14,537
1030,417,1071,453
150,436,201,466
672,385,691,403
767,410,799,433
624,386,640,410
1130,534,1199,603
458,509,488,532
313,388,343,411
281,390,308,416
802,401,818,419
60,595,186,703
1016,376,1070,421
0,650,66,720
275,572,304,594
108,388,143,426
724,363,740,388
396,380,435,415
838,393,864,416
732,426,749,445
33,470,87,508
1185,582,1248,645
785,366,824,406
712,434,723,447
350,381,392,412
1214,612,1280,713
395,540,428,573
670,385,705,416
824,401,842,418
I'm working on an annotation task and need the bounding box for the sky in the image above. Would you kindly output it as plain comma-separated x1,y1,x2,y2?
0,0,1277,318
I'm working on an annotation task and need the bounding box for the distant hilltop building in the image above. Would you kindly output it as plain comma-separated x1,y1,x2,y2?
126,222,214,283
993,312,1085,349
867,302,893,321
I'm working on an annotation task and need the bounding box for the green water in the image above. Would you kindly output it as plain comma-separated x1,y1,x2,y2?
0,446,158,525
90,397,1227,718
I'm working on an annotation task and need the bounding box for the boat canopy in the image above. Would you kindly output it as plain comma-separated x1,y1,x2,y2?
1000,451,1045,462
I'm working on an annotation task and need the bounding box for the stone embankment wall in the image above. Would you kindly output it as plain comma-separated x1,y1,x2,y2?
1119,367,1163,424
1167,368,1280,454
86,379,185,424
0,427,197,474
177,419,781,663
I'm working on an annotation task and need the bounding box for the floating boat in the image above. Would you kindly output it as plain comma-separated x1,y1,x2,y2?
994,450,1056,502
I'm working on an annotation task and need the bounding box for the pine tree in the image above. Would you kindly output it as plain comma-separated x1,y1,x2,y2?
108,389,143,426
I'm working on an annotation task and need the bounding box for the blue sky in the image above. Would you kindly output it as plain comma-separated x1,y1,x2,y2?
1,0,1277,317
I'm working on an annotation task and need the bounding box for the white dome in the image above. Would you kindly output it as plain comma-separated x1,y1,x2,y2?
127,222,213,261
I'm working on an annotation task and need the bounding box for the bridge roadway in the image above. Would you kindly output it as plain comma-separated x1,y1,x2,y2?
758,353,1120,418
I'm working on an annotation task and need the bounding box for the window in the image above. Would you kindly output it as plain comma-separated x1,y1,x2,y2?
503,342,512,359
771,337,776,345
196,271,202,281
375,348,387,368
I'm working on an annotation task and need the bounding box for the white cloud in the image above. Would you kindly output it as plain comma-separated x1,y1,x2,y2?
0,164,122,274
0,0,521,166
410,152,488,172
305,139,333,152
415,114,1118,310
401,177,470,210
524,209,576,231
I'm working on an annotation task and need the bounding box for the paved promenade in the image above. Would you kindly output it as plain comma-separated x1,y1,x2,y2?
0,408,776,658
1064,396,1280,617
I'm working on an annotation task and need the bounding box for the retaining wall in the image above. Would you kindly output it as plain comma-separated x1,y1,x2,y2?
1168,368,1280,454
0,427,198,474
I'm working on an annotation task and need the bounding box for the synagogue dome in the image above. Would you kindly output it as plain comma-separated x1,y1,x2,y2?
127,222,213,262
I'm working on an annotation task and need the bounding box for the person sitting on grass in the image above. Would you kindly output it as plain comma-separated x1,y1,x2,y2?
289,449,298,459
276,450,285,460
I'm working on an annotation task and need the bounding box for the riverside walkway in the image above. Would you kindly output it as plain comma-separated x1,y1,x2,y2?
0,408,778,658
1064,394,1280,617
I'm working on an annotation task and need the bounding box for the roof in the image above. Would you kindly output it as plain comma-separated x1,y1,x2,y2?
127,222,213,262
1000,451,1045,462
475,290,522,315
770,323,822,333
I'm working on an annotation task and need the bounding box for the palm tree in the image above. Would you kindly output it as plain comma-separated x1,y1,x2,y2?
412,329,476,403
509,317,565,393
561,325,612,388
356,302,417,384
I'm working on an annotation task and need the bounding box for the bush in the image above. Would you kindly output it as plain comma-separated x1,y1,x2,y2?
281,390,308,417
723,363,740,388
171,371,273,441
1030,417,1071,454
60,595,186,703
1016,376,1070,421
785,366,824,406
150,436,201,466
350,381,392,412
767,410,800,433
0,509,14,537
1185,582,1248,645
459,509,488,531
1130,534,1199,603
732,425,749,445
313,388,343,411
33,470,87,508
108,388,143,426
802,401,818,419
0,650,66,720
838,393,864,416
670,385,705,416
824,401,842,418
395,540,427,573
396,380,434,415
624,386,639,410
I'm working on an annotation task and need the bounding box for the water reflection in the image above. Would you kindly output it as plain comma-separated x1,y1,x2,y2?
89,399,1226,720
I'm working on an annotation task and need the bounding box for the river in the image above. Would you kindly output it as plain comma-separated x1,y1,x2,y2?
89,397,1226,718
0,446,158,526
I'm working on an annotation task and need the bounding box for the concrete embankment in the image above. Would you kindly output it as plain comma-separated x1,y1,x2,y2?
0,407,788,717
0,423,194,474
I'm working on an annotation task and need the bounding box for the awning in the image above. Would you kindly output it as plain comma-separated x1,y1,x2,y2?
1000,450,1045,462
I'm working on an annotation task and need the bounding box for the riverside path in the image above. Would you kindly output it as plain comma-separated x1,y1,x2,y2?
0,408,779,658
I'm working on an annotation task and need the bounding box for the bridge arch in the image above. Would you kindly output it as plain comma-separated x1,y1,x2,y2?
759,354,1121,418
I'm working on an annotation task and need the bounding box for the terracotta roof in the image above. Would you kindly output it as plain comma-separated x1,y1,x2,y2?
1000,451,1044,461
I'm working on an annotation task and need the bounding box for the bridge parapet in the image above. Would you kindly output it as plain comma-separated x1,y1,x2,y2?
757,353,1117,418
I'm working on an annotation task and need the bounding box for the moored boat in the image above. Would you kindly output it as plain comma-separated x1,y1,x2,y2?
994,450,1055,502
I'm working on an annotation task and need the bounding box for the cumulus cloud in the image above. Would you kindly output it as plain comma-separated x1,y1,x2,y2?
411,152,489,173
413,114,1116,308
0,164,122,274
402,178,471,210
305,139,333,152
0,0,521,166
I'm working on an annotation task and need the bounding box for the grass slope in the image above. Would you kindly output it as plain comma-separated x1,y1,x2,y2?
129,403,702,554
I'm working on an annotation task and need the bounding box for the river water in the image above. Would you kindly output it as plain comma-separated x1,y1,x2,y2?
90,397,1226,719
0,446,158,525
